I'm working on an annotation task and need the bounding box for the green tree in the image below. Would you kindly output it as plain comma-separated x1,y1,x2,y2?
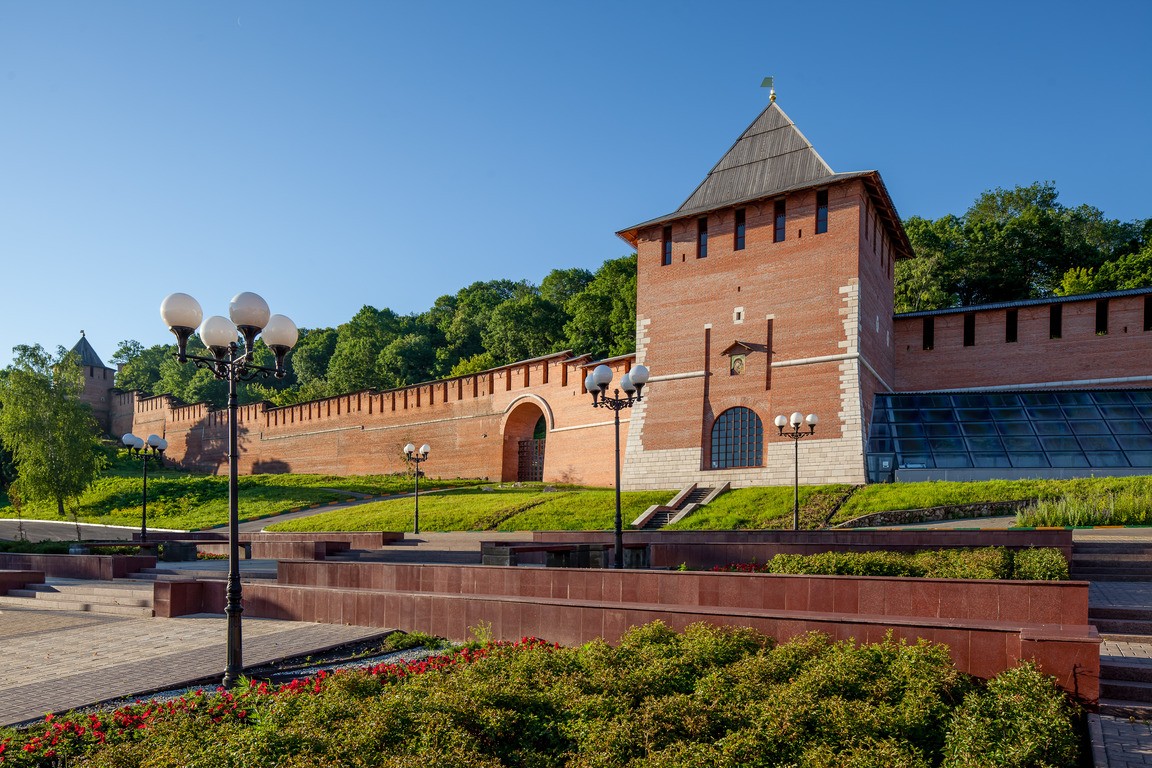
1091,242,1152,291
326,306,403,393
540,267,594,308
112,340,173,395
482,293,567,365
377,333,437,388
564,255,637,359
897,182,1149,310
0,345,106,521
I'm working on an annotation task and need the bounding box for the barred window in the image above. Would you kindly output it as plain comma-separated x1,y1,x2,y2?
711,407,764,469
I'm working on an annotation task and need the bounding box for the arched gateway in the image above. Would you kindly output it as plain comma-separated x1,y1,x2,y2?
502,398,551,482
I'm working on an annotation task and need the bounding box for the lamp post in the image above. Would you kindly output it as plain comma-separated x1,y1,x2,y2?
121,433,167,543
403,443,430,534
160,291,298,689
585,363,650,569
774,412,818,531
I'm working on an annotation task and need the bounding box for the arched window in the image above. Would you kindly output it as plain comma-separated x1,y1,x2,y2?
711,407,764,469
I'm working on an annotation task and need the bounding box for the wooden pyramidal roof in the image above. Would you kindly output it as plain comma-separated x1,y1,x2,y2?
617,101,912,259
70,332,111,370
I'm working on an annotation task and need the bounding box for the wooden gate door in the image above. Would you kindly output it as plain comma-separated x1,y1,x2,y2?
517,438,545,482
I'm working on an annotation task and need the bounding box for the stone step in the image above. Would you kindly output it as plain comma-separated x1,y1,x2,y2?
33,582,154,600
7,588,150,609
1092,606,1152,621
1073,554,1152,565
0,594,154,617
1074,544,1152,554
1070,571,1152,581
1098,697,1152,718
1101,633,1152,644
1101,678,1152,703
1101,662,1152,685
1093,618,1152,635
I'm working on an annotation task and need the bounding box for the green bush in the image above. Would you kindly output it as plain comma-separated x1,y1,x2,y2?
1011,548,1070,581
720,548,1066,581
0,624,1082,767
942,662,1080,768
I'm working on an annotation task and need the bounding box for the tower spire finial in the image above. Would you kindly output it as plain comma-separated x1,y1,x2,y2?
761,76,776,103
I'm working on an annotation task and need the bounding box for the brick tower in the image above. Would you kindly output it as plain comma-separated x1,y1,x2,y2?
616,100,912,490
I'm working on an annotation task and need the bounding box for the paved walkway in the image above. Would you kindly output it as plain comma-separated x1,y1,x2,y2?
0,606,389,727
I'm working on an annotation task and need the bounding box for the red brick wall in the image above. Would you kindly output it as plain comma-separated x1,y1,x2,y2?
112,355,638,488
894,293,1152,391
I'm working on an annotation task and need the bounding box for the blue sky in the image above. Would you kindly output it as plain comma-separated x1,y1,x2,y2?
1,1,1149,368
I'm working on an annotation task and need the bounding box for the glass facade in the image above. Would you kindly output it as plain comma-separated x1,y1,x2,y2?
866,390,1152,482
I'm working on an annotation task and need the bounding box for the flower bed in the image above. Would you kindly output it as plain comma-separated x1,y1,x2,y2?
0,624,1080,767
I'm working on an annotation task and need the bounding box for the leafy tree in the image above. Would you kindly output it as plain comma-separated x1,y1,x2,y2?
0,345,106,521
898,182,1150,310
482,293,568,365
540,267,594,308
377,333,437,388
449,352,497,378
437,280,534,368
289,327,338,387
326,306,403,393
564,255,638,359
1091,242,1152,291
112,340,173,395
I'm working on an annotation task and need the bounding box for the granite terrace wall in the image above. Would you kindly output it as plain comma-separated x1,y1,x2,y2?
527,529,1075,568
0,570,44,594
225,560,1097,700
0,554,156,580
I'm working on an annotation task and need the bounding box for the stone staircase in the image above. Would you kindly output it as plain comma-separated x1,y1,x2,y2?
1071,541,1152,581
1074,541,1152,716
0,578,154,617
633,484,728,531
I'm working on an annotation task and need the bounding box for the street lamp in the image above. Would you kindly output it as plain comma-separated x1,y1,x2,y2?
160,291,298,689
585,362,650,569
403,443,430,534
121,433,167,543
774,412,818,531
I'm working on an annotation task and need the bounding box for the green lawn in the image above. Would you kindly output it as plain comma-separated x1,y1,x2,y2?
267,486,675,532
0,466,481,531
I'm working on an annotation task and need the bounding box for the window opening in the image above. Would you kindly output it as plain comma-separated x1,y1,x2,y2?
773,200,786,243
1050,304,1062,339
697,217,708,258
710,407,764,469
922,317,934,350
661,226,672,266
1096,299,1109,335
734,208,746,250
1005,309,1018,343
963,313,975,347
815,190,828,234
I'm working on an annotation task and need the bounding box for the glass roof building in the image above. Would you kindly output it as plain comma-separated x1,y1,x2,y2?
867,390,1152,483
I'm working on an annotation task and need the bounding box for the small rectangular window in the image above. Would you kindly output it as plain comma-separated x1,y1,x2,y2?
1050,304,1062,339
734,208,746,251
815,190,828,234
1005,309,1018,343
963,313,975,347
1145,296,1152,332
1096,299,1109,334
661,226,672,266
773,200,785,243
922,317,934,350
697,217,708,258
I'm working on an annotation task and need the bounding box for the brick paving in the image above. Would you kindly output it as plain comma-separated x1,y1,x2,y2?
0,605,389,727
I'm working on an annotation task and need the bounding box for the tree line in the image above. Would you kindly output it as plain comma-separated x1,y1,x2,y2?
896,181,1151,312
112,255,638,409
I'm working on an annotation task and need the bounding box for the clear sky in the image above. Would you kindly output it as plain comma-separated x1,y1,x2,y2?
1,1,1149,368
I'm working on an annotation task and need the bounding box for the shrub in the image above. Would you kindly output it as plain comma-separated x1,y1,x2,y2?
716,548,1066,581
1011,548,1070,581
942,662,1080,767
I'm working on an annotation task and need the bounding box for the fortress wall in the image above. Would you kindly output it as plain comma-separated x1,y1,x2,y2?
894,292,1152,392
112,354,637,488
